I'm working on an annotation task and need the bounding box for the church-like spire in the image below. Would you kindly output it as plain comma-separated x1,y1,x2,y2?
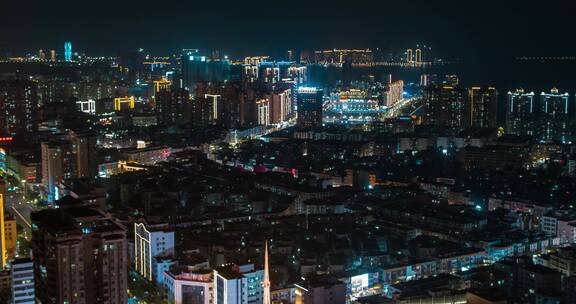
262,240,271,304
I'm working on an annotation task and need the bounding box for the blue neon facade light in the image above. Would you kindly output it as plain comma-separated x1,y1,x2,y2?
64,41,72,61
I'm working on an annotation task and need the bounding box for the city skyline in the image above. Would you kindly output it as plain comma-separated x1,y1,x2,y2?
2,0,576,57
2,2,576,304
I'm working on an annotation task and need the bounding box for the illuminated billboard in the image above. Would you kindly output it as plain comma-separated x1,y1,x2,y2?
351,273,369,292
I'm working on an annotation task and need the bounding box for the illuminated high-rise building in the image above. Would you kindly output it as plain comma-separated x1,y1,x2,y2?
191,97,218,127
154,77,172,93
287,65,307,84
4,215,16,261
406,49,413,63
50,50,56,61
424,85,467,129
205,94,221,122
41,131,95,201
134,222,175,282
114,96,135,111
182,52,207,89
155,87,191,125
244,56,269,65
41,140,75,202
31,200,128,304
11,258,35,304
260,64,280,84
68,130,97,179
190,85,223,127
242,61,306,84
506,89,536,136
415,48,422,63
41,141,64,202
181,50,230,90
0,79,39,137
76,99,96,114
296,87,324,129
219,82,246,128
539,88,571,142
243,64,259,83
64,41,72,62
384,80,404,106
269,87,293,124
420,74,437,87
313,49,373,64
256,98,270,126
467,87,498,128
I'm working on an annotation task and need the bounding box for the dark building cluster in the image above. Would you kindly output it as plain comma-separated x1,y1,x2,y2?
0,43,575,304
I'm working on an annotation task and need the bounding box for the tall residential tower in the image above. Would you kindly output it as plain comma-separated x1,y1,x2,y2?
506,89,536,136
31,197,128,304
296,87,324,129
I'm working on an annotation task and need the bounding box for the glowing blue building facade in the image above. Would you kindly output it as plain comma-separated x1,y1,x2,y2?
64,41,72,61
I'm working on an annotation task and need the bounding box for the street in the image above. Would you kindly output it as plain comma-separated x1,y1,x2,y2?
5,190,38,241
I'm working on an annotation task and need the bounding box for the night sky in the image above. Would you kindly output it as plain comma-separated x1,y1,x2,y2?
1,0,575,58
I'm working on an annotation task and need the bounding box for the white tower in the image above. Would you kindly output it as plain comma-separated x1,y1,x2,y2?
262,240,271,304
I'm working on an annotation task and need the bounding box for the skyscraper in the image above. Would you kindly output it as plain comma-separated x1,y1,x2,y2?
191,93,222,127
423,85,467,129
415,48,422,63
296,87,323,129
384,80,404,107
4,214,17,261
182,51,207,89
69,130,97,179
0,79,39,137
420,74,437,87
154,77,172,93
406,49,413,63
181,50,230,90
467,87,498,128
41,132,98,202
134,222,175,282
31,198,128,304
114,96,135,111
256,98,270,126
41,141,67,202
269,87,293,124
11,258,35,304
539,88,571,143
64,41,72,61
220,82,245,128
155,87,191,125
506,89,536,136
191,98,215,127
